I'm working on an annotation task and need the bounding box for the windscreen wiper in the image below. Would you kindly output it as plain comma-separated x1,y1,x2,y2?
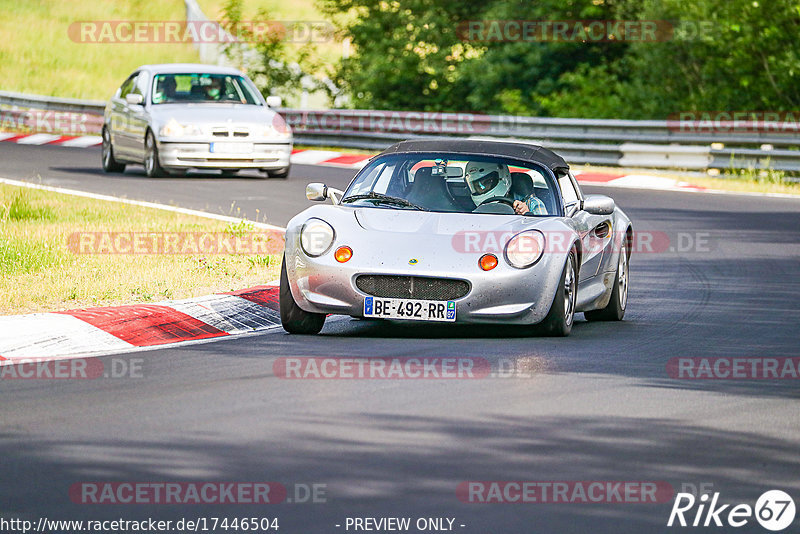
341,192,425,210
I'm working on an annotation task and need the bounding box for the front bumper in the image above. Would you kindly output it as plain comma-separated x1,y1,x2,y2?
285,241,565,326
157,140,292,170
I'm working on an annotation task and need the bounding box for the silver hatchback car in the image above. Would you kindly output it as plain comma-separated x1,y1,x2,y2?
102,64,292,178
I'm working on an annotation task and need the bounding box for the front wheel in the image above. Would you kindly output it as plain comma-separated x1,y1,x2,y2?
280,256,326,334
585,238,628,321
265,165,290,179
536,249,577,337
144,130,166,178
101,127,125,173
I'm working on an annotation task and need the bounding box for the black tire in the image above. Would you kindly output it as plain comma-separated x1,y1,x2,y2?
221,169,239,177
101,127,125,173
585,237,629,322
280,256,326,334
266,165,290,179
537,248,578,337
144,130,166,178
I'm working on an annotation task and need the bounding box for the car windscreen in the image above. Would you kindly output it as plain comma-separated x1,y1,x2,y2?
151,73,262,105
341,153,560,216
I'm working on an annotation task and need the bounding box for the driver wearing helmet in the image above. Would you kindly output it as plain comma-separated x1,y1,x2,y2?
465,161,547,215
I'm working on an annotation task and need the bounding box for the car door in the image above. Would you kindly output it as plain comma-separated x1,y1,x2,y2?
109,73,137,158
126,71,151,161
559,171,611,282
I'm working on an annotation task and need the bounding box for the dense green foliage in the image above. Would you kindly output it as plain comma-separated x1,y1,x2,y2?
319,0,800,118
221,0,321,102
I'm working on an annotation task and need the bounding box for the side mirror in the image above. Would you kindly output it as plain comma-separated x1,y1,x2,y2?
306,183,344,204
306,183,328,201
266,96,282,108
582,194,615,215
125,93,144,105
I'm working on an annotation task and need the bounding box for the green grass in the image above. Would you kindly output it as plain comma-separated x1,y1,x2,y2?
0,183,283,315
2,189,55,221
0,236,67,276
721,159,794,186
0,0,201,100
0,0,341,102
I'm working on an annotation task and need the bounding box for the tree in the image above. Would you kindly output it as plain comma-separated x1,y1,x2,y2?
322,0,800,118
319,0,486,111
220,0,321,103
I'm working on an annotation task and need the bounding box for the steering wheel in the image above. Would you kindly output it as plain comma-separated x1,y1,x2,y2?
478,196,515,207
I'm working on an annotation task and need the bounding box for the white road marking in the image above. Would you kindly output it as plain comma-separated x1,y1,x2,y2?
290,150,345,165
59,135,102,147
0,177,287,231
0,313,133,361
14,133,61,145
606,174,698,190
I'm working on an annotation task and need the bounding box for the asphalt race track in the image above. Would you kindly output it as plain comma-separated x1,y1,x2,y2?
0,143,349,227
1,143,799,533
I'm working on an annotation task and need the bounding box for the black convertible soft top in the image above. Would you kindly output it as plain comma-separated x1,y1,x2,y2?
379,138,570,173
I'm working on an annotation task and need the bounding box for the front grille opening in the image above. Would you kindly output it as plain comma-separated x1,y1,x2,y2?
356,275,470,301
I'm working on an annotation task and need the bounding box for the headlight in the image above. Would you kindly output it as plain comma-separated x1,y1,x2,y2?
256,123,292,139
257,114,292,138
504,230,545,269
300,218,335,257
159,119,203,137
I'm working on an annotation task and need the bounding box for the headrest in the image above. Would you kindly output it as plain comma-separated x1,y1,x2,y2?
510,172,534,197
413,166,436,185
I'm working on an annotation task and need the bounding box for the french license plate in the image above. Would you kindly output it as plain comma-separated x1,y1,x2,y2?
364,296,456,322
210,142,253,154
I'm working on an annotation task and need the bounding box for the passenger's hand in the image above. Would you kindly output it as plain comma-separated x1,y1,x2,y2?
513,200,530,215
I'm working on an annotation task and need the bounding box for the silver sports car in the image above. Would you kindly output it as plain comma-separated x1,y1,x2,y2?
102,64,292,178
280,139,632,336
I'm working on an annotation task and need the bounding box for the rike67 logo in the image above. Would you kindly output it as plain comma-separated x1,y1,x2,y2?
668,490,796,531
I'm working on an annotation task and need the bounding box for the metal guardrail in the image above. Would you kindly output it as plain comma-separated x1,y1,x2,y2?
1,90,798,172
278,110,800,172
0,91,105,114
